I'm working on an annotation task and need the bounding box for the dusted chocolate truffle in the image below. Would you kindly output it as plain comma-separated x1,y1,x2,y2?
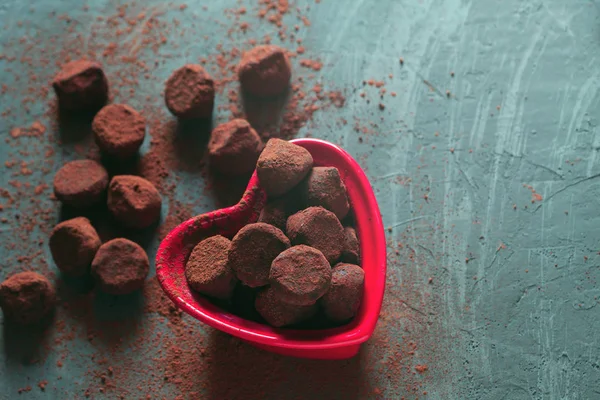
208,119,263,176
303,167,350,220
164,64,215,119
341,226,360,264
228,223,290,288
107,175,162,229
255,287,317,327
321,263,365,322
256,139,313,197
238,45,291,97
286,207,345,264
258,189,303,232
49,217,101,277
91,238,149,295
92,104,146,158
52,59,108,111
185,235,236,299
270,245,331,306
0,272,56,324
53,160,109,208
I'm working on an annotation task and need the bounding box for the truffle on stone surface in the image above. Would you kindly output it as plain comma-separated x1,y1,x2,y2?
0,272,56,324
164,64,215,119
53,160,109,208
208,119,263,176
238,45,291,97
49,217,101,277
92,104,146,158
91,238,149,295
107,175,162,229
52,59,109,111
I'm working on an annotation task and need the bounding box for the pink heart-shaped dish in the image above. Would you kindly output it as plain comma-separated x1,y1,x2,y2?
156,138,386,359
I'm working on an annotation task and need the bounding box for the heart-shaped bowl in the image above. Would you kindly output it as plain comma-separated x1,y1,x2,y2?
156,138,386,359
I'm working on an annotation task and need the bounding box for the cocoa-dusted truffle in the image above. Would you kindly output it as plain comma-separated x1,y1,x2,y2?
321,263,365,322
228,223,290,288
53,160,109,208
185,235,236,299
270,245,331,306
303,167,350,220
107,175,162,229
258,190,303,232
255,287,317,327
91,238,149,295
92,104,146,158
0,272,56,324
256,139,313,197
208,119,262,176
52,59,108,111
286,207,345,264
238,45,291,97
342,226,360,264
164,64,215,119
49,217,101,277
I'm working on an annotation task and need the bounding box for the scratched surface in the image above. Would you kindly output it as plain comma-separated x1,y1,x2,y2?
1,0,600,398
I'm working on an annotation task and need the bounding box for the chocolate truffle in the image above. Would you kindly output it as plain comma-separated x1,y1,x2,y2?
49,217,101,277
0,272,56,324
53,160,109,208
256,139,313,197
270,245,331,306
255,287,317,327
258,189,303,232
342,226,360,264
185,235,236,299
208,119,263,176
321,263,365,322
91,238,149,295
286,207,345,264
107,175,162,229
164,64,215,119
228,223,290,288
238,45,291,97
52,59,108,111
302,167,350,220
92,104,146,158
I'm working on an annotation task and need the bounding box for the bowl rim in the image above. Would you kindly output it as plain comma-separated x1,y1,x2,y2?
156,138,386,350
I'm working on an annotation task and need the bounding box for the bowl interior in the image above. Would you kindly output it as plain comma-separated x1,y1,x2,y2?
156,138,386,350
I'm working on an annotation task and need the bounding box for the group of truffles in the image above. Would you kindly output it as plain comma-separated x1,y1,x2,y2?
185,139,364,328
1,44,295,326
